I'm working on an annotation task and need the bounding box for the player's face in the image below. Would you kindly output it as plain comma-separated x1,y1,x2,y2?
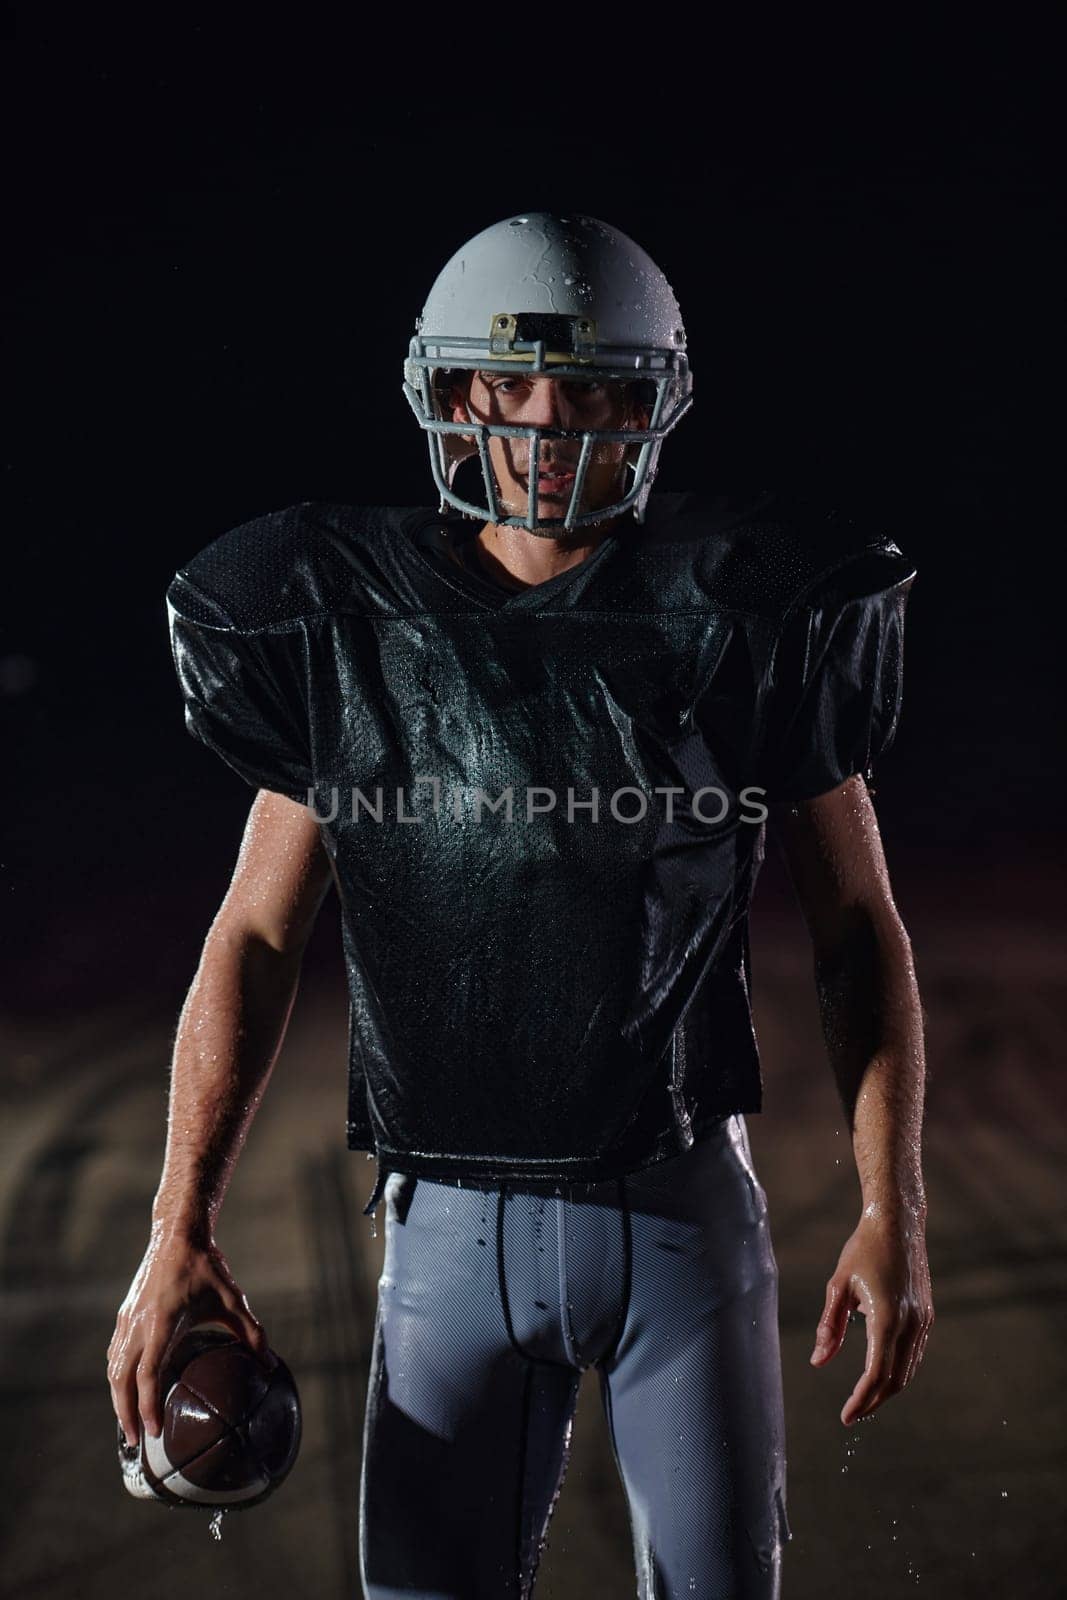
450,371,649,527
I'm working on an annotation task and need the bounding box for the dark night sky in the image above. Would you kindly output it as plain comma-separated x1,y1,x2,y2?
2,22,1062,1007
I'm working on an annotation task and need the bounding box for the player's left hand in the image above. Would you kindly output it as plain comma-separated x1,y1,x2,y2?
809,1209,934,1426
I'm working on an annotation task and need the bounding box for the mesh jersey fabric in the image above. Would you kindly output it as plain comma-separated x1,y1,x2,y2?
165,488,916,1202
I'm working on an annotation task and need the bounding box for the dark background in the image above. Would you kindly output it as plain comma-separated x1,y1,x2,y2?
3,25,1061,1015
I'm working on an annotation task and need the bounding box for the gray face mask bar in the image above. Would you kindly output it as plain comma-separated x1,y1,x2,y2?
403,333,693,534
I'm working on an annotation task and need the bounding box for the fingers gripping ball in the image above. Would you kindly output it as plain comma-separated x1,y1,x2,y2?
117,1323,301,1509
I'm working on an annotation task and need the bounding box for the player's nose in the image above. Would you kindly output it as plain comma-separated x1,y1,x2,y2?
520,378,566,427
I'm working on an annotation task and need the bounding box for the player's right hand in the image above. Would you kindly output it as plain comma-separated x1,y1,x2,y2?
106,1226,271,1450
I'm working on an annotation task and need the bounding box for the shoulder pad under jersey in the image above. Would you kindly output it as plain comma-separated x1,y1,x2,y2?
640,488,915,623
166,501,413,631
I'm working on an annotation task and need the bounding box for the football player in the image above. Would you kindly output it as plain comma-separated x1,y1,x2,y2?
108,212,933,1598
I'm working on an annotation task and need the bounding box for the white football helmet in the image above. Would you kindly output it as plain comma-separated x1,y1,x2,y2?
403,212,693,533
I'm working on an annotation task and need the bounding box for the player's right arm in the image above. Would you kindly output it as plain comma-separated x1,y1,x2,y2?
106,789,334,1449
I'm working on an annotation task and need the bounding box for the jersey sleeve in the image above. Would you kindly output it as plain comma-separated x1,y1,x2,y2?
166,571,313,804
759,546,916,804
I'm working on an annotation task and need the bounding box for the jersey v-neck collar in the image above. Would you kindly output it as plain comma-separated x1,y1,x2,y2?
399,507,632,613
420,516,525,596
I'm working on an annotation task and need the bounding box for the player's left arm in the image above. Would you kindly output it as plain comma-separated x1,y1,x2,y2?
768,772,934,1427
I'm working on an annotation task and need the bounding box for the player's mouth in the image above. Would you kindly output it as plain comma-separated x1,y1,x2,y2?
527,469,577,498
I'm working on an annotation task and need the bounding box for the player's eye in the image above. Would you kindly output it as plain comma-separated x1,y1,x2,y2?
479,374,524,395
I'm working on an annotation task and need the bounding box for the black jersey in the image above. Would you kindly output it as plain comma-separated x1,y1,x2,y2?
165,488,915,1207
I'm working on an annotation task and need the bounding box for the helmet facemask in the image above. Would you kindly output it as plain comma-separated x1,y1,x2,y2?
422,355,665,539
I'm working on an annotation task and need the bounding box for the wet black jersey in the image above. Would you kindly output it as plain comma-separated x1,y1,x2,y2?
165,488,915,1205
